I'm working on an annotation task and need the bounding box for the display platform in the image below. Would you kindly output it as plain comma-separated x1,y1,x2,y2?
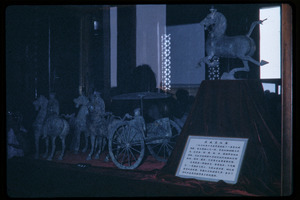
158,80,281,196
7,80,281,197
48,150,166,172
7,151,268,197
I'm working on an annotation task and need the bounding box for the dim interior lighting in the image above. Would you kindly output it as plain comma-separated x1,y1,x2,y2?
94,20,99,30
161,34,171,91
262,83,276,93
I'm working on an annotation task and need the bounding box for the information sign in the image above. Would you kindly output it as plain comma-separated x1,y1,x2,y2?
176,136,248,184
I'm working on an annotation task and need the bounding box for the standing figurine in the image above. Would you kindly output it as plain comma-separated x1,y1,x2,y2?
124,108,146,134
43,92,60,139
33,93,70,160
86,91,107,160
71,94,90,154
33,95,48,159
46,92,59,117
90,91,105,114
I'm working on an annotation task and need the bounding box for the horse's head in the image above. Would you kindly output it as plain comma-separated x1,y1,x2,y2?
73,95,89,108
200,8,227,36
33,95,48,111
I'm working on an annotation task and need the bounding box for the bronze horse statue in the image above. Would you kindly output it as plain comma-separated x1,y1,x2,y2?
72,94,90,154
199,8,268,79
33,95,70,160
33,95,48,159
42,113,70,160
86,91,107,160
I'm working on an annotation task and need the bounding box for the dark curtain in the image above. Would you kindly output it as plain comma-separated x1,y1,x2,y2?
157,80,281,195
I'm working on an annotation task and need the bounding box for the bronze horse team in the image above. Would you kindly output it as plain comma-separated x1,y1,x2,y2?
33,92,110,161
32,91,182,170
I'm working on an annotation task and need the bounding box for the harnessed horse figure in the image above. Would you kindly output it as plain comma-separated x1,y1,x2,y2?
33,95,70,160
42,113,70,160
72,94,90,154
33,95,48,159
199,8,268,79
86,92,107,160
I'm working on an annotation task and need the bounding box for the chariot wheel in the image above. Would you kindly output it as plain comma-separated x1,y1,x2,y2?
108,122,145,169
146,119,181,162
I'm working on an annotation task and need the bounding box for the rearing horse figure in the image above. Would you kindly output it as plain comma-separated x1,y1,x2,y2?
199,8,268,79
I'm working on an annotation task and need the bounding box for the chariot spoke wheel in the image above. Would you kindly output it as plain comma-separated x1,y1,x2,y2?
147,119,181,162
108,122,145,169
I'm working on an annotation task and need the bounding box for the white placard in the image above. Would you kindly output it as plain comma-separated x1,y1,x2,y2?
176,136,248,184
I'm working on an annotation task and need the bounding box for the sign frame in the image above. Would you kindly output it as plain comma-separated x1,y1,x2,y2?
175,135,248,184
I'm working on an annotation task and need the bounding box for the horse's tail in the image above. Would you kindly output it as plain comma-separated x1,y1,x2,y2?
246,18,267,37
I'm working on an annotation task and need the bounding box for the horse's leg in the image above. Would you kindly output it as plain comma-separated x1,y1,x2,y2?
43,136,49,158
34,131,40,159
58,136,66,160
240,55,268,67
232,60,250,73
199,55,219,67
199,56,208,67
73,127,81,154
104,154,110,162
102,137,107,152
87,134,95,160
95,136,102,159
95,135,99,150
104,138,110,162
199,56,211,67
82,131,89,152
47,136,56,161
221,60,250,80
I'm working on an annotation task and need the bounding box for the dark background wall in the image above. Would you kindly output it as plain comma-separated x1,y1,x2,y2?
6,6,80,128
5,4,276,131
117,5,136,94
